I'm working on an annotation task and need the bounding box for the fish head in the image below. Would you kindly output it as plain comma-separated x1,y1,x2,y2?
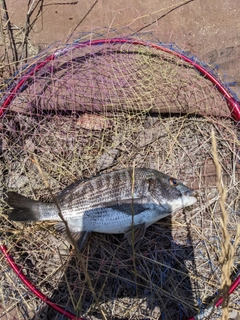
147,171,197,212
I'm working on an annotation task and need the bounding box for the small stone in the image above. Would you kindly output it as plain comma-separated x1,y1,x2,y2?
96,148,119,171
76,114,112,131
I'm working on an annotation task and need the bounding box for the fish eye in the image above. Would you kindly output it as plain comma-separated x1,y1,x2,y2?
169,178,178,186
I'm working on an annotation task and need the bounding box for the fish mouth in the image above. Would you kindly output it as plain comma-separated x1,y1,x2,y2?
180,189,197,207
182,189,196,197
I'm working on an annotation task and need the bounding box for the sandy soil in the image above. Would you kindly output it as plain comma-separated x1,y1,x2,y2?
3,0,240,99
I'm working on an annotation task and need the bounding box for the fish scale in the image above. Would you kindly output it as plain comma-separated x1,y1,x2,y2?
60,170,137,212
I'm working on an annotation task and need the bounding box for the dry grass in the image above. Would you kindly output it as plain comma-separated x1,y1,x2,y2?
0,5,240,320
211,129,240,320
1,111,240,320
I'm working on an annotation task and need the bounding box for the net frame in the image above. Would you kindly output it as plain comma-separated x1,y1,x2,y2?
0,37,240,121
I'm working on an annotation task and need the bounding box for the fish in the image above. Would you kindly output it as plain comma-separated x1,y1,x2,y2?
6,168,197,249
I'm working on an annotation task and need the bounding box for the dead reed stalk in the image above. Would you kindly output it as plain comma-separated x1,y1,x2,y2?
211,129,240,320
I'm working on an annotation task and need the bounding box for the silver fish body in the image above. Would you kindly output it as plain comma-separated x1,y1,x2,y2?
6,168,197,248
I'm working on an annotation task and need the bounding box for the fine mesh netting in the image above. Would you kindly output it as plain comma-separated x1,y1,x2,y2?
0,29,239,320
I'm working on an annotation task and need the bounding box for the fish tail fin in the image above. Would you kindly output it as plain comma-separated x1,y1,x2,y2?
6,191,44,221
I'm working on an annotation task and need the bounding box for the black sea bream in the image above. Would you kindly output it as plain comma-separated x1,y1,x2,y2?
6,168,197,248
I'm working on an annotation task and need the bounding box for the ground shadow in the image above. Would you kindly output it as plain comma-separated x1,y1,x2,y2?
33,213,198,320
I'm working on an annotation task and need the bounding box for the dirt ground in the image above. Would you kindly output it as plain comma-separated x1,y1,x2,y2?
3,0,240,99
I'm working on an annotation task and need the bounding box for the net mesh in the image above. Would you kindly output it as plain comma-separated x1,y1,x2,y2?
0,29,239,320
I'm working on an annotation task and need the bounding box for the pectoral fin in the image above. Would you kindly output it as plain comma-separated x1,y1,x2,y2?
55,222,90,250
109,203,146,215
124,223,146,245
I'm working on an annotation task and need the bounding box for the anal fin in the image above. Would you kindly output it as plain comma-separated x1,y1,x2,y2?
55,222,90,250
